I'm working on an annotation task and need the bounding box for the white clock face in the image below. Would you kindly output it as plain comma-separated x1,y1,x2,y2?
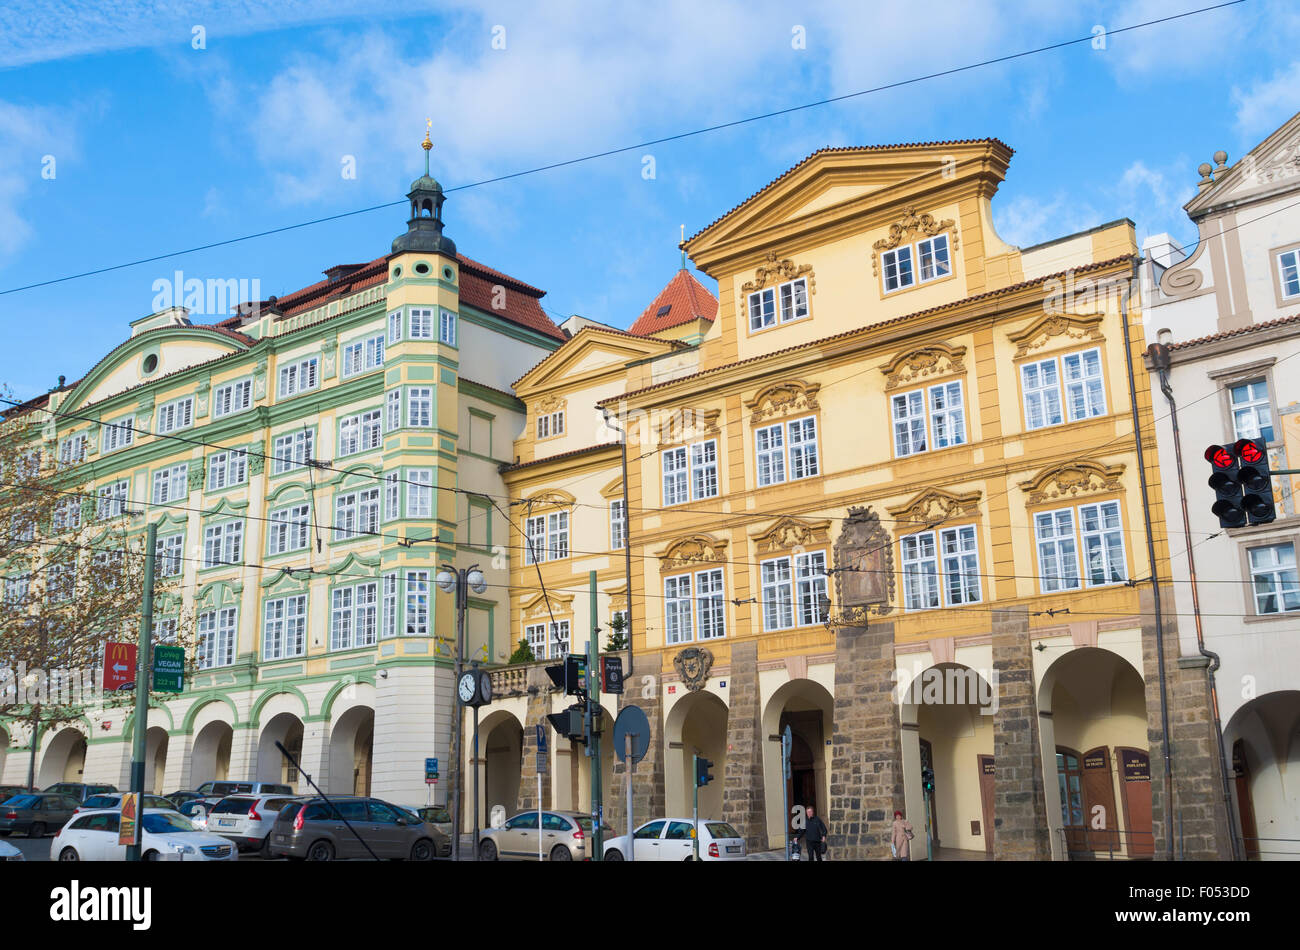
459,674,476,702
479,672,492,704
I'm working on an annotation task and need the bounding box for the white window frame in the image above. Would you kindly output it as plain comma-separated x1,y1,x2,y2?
1248,542,1300,615
386,390,402,432
263,594,308,660
440,308,457,346
1061,348,1106,422
197,606,237,670
939,525,981,606
382,572,399,638
893,381,966,458
102,416,135,453
277,357,319,398
97,479,129,520
1229,379,1275,444
331,581,378,651
1034,508,1082,593
58,433,87,466
212,379,252,418
407,470,432,519
383,472,401,522
156,532,184,578
409,308,434,339
690,439,718,501
537,410,564,439
341,334,385,378
151,463,189,505
1078,500,1127,587
882,245,914,292
408,387,433,428
387,309,403,344
267,503,310,555
891,390,928,457
155,397,194,435
207,449,248,491
524,620,571,660
271,430,314,475
610,499,626,550
916,234,952,283
334,487,380,541
338,409,383,457
901,532,940,610
202,520,243,569
1277,249,1300,300
756,416,819,486
405,570,430,635
760,557,795,632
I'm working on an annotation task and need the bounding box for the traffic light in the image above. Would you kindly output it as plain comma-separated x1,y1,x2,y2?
694,754,714,788
921,767,935,793
1235,438,1276,525
544,654,588,695
546,704,585,742
1205,443,1246,528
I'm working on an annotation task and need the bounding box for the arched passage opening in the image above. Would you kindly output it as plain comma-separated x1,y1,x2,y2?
664,690,728,820
191,720,234,786
37,727,87,787
257,713,305,791
761,678,834,847
328,706,374,796
899,663,995,857
477,710,523,823
1224,690,1300,860
145,727,169,794
1038,647,1150,860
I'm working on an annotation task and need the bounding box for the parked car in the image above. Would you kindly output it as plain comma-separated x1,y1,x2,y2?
397,804,453,842
76,793,175,816
603,818,746,861
0,793,80,837
176,799,212,830
0,838,23,861
50,808,239,861
194,780,293,801
206,794,303,855
41,782,117,803
477,810,613,862
165,790,204,808
0,785,33,803
269,796,445,861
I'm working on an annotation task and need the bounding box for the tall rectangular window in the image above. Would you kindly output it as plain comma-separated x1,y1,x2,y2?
102,416,135,453
524,515,546,565
525,622,548,659
268,504,310,555
917,235,951,282
277,357,319,398
408,387,433,428
610,499,626,550
939,526,981,605
1079,501,1127,586
755,424,785,486
928,382,966,449
264,594,307,660
440,309,457,345
547,511,569,560
388,309,403,344
662,446,688,505
1229,380,1274,443
334,488,380,540
52,496,81,533
778,278,809,323
97,479,129,519
382,573,399,638
197,607,237,669
151,463,189,505
1062,349,1106,421
1035,508,1081,592
342,334,385,377
156,397,194,435
207,449,248,491
760,557,794,631
901,532,940,610
406,470,432,518
202,520,243,569
893,382,965,457
1022,358,1064,430
1277,249,1300,299
338,409,383,457
405,570,429,636
58,433,87,466
747,287,777,331
156,532,184,577
892,390,927,457
664,574,693,645
383,472,401,522
1249,542,1300,614
690,439,718,500
386,390,402,432
794,551,828,626
272,430,313,474
882,245,914,292
213,379,252,418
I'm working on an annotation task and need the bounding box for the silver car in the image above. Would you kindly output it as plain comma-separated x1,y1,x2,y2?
477,810,612,862
206,794,303,855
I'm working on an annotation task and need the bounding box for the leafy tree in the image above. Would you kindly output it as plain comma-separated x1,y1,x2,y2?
0,386,195,788
507,638,535,664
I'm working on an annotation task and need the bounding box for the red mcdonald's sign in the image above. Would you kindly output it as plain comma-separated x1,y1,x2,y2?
102,641,138,692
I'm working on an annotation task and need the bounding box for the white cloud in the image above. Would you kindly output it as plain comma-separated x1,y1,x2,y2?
0,101,73,258
1232,60,1300,138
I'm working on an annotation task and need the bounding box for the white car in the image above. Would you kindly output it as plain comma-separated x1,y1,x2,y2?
50,808,239,861
603,818,746,861
206,794,302,855
0,837,23,862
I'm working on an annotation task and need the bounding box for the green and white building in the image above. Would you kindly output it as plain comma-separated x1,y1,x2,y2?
0,150,566,806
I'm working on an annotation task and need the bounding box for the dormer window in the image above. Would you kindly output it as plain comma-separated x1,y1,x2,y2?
747,277,809,332
882,234,951,293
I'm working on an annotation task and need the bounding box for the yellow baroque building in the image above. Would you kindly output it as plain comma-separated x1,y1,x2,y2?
475,138,1231,860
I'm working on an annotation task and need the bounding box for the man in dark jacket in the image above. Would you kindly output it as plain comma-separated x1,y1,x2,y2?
797,805,829,861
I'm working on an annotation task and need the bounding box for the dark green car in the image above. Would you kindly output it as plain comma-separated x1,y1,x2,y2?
0,793,79,837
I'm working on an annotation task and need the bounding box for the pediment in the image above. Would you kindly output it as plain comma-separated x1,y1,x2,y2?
879,342,967,391
887,488,982,525
751,516,831,553
64,327,251,412
744,380,821,425
1007,311,1105,358
522,489,575,511
1186,111,1300,217
1019,459,1125,505
657,534,729,569
513,327,679,393
520,591,575,619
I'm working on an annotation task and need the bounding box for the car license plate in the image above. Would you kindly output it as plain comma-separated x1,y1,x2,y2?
217,819,235,827
275,834,287,843
726,845,740,853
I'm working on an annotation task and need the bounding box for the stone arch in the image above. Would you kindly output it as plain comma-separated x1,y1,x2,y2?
37,725,89,787
181,695,240,735
328,704,374,795
477,709,524,822
249,685,310,728
320,676,376,722
761,677,834,847
1222,690,1300,861
122,701,175,743
145,727,169,794
664,689,728,821
191,719,235,786
256,711,306,789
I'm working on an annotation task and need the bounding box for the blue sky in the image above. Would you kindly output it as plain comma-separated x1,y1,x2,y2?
1,0,1298,400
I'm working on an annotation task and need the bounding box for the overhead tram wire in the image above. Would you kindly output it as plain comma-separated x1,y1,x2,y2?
0,0,1248,299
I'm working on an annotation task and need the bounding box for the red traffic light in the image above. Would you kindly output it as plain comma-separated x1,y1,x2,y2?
1235,439,1265,465
1205,445,1234,468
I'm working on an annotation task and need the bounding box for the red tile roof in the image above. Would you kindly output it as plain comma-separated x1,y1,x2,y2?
686,139,1015,244
1169,310,1300,350
501,442,620,473
626,269,718,336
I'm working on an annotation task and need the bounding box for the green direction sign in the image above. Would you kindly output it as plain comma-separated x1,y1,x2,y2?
152,645,185,693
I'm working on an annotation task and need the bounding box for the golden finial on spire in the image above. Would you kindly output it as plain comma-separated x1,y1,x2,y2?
422,117,433,152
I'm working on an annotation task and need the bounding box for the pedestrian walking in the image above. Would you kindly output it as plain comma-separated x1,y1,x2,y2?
891,810,914,861
798,804,829,862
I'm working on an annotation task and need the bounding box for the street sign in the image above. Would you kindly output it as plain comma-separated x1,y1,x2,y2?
151,645,185,693
425,757,439,784
601,655,624,694
102,642,137,692
613,704,650,765
118,792,140,846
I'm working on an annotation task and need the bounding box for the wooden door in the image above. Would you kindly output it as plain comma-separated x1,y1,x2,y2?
1116,747,1154,858
1081,747,1120,854
1056,748,1087,854
1232,741,1259,860
977,755,995,856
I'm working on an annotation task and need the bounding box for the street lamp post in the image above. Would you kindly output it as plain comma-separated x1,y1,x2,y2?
436,564,486,862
